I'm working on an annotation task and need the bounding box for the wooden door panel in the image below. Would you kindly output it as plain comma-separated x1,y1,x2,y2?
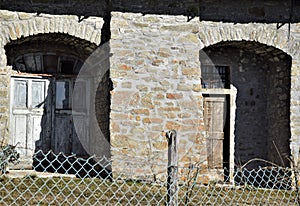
54,114,72,154
206,132,224,168
11,115,27,156
71,115,88,156
11,78,50,162
29,115,43,155
204,97,225,132
204,97,226,169
13,80,27,108
72,81,87,111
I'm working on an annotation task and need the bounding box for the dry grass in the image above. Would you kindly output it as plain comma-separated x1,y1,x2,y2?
0,176,166,205
0,175,298,205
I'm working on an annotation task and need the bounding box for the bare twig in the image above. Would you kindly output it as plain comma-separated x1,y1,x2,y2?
240,158,281,169
272,141,285,166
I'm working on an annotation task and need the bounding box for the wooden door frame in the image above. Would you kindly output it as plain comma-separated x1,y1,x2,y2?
202,87,237,183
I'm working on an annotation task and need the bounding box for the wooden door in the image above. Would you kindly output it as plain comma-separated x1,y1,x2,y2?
53,78,89,156
204,96,226,169
11,76,89,164
10,77,51,162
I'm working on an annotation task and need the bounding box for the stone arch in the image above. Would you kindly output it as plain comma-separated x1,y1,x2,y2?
200,40,292,170
4,33,98,70
0,11,104,67
198,22,299,59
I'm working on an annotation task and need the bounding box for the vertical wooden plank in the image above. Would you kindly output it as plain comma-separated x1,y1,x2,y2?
72,81,86,111
229,86,237,183
166,130,178,206
53,79,74,155
71,115,88,156
12,79,28,157
214,137,223,167
54,114,72,154
73,78,91,157
42,79,52,152
24,54,36,72
51,78,56,153
35,54,43,72
30,115,43,155
29,80,48,155
13,115,27,156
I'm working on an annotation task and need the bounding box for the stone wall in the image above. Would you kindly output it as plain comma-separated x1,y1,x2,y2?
109,11,300,178
0,0,300,181
110,12,205,178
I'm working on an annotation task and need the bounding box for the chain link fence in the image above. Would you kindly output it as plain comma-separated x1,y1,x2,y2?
0,150,299,205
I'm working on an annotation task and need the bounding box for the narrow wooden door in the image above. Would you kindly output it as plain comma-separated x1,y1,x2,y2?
204,96,226,169
53,78,89,156
10,77,51,163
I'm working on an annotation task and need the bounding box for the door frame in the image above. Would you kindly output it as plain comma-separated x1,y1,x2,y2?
202,88,237,183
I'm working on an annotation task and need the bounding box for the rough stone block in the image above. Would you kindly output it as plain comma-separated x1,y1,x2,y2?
142,117,163,124
166,93,183,99
165,121,181,130
182,67,200,76
131,109,150,115
0,10,18,21
118,64,133,70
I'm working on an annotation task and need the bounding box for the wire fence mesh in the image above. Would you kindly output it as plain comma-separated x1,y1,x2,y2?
0,150,299,205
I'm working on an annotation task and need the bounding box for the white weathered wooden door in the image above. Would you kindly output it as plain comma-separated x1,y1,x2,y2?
10,77,51,162
204,96,226,169
11,76,89,164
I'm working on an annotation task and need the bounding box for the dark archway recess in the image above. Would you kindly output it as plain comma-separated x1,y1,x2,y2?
201,41,291,170
5,33,112,178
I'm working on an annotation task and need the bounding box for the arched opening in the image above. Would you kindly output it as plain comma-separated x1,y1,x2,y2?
200,41,291,172
5,33,111,176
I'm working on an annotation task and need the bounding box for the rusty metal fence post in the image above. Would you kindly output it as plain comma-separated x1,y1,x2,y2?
166,130,178,206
